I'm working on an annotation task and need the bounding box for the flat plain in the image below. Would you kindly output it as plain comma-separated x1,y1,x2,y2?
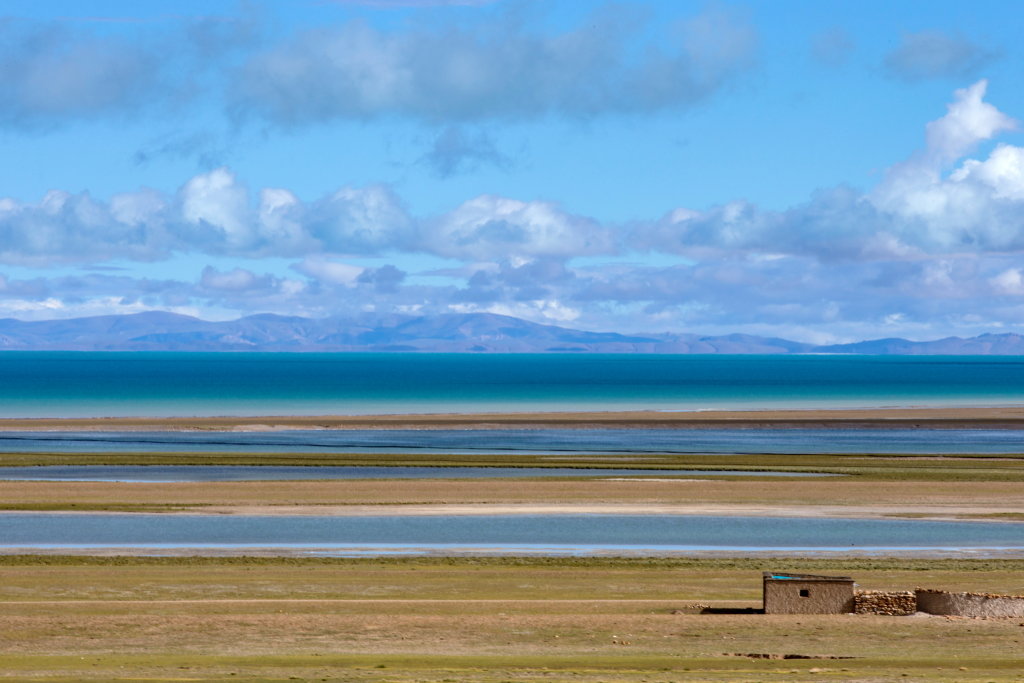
3,408,1024,681
2,556,1024,682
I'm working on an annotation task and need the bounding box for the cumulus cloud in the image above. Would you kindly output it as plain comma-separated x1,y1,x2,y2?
0,169,401,263
883,30,998,82
429,195,612,260
231,4,756,125
307,185,413,254
181,168,254,249
0,167,617,264
634,80,1024,262
9,80,1024,340
0,187,174,265
870,80,1022,251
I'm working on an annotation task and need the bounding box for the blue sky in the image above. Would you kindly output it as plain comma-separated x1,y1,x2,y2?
1,0,1024,342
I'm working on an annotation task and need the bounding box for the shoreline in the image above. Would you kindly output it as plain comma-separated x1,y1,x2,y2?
6,405,1024,430
5,547,1024,559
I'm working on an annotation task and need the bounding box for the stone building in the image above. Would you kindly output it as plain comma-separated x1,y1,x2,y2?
762,572,856,614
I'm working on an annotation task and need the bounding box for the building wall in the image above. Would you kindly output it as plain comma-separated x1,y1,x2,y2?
764,580,855,614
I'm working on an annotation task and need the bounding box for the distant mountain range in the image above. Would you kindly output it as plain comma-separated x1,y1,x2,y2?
0,311,1022,354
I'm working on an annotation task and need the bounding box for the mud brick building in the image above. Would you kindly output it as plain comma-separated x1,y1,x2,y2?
762,572,856,614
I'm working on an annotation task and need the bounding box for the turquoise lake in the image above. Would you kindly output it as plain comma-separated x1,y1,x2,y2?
1,352,1024,416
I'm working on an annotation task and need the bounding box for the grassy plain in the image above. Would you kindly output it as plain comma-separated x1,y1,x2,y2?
4,410,1024,680
2,556,1024,682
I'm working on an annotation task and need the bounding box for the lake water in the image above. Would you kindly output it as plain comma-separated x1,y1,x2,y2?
0,465,820,482
2,353,1024,417
2,428,1022,455
2,513,1022,556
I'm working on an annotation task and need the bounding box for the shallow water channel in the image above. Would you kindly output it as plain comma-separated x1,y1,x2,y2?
3,513,1022,556
2,428,1024,454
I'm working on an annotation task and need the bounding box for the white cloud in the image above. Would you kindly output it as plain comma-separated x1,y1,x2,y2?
924,80,1016,165
108,188,168,226
310,185,412,254
873,80,1017,217
293,257,366,286
632,81,1024,262
232,5,756,124
449,299,580,324
7,81,1024,340
951,143,1024,201
990,268,1024,295
430,195,611,260
257,187,314,253
180,168,253,249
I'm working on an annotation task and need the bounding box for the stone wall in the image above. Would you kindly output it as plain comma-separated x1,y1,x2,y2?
854,590,916,615
916,589,1024,617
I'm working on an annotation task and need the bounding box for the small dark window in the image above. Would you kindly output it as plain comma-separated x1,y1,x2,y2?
799,589,810,598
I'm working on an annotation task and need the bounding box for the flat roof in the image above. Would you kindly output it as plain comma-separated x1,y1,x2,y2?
763,572,854,582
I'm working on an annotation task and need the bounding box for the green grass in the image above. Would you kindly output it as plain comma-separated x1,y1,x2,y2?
888,511,1024,521
3,653,1023,682
0,502,210,512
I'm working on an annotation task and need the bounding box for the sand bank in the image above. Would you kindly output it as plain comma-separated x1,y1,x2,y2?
5,406,1024,431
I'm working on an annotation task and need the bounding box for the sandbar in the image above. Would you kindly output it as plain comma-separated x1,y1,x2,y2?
5,406,1024,430
4,502,1021,523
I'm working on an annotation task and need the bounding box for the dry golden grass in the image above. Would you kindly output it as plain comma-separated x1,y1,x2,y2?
2,557,1024,681
2,478,1023,515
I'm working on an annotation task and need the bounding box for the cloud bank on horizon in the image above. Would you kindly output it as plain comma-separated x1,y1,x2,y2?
1,0,1023,343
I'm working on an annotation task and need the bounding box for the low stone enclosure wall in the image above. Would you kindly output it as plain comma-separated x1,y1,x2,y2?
762,572,1024,617
838,589,1024,617
854,590,916,616
915,589,1024,618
